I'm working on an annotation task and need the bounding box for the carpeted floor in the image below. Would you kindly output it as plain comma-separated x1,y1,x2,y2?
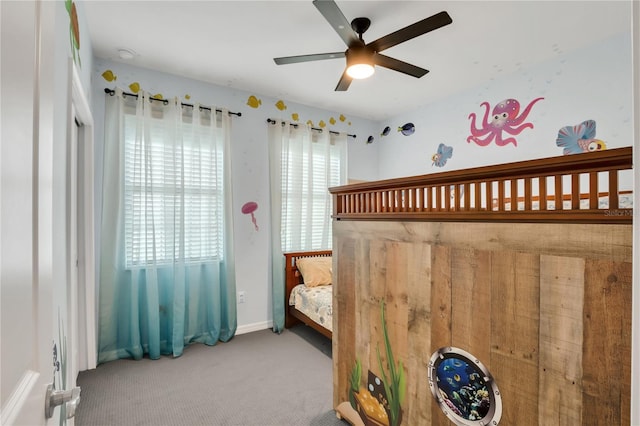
76,326,347,426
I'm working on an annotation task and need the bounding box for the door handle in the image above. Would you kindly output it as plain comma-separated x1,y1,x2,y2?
45,384,81,419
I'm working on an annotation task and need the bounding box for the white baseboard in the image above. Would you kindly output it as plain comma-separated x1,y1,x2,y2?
236,320,273,335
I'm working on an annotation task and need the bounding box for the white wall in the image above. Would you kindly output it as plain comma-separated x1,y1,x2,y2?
376,32,633,179
91,59,379,332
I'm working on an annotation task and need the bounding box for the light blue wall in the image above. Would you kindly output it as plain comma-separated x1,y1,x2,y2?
376,32,633,180
91,59,379,330
90,28,633,333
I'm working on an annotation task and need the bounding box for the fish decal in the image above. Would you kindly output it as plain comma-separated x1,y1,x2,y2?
247,95,262,108
151,93,163,100
128,82,141,93
556,119,606,155
398,123,415,136
339,114,346,122
101,70,117,82
432,143,453,167
275,100,287,111
291,113,299,121
366,136,374,144
381,126,391,136
329,117,336,125
306,120,314,127
318,120,326,128
184,94,191,100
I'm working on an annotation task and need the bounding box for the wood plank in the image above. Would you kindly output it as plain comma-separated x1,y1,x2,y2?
539,255,584,425
333,221,632,263
571,173,580,209
451,248,491,364
405,243,432,425
490,252,540,426
608,170,619,208
381,241,410,425
582,259,632,424
540,176,548,211
430,244,452,426
333,237,357,408
589,172,598,209
354,239,371,391
367,240,387,378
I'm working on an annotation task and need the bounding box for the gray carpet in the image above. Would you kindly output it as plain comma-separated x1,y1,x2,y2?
76,326,347,426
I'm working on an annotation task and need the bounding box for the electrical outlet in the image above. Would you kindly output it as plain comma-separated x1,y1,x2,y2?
238,291,246,304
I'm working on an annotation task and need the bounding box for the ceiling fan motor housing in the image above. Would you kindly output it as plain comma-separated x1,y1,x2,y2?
351,17,371,39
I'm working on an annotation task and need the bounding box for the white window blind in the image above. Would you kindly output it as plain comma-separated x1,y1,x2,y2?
280,134,343,251
123,110,224,267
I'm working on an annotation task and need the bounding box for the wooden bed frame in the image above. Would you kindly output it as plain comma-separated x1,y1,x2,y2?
284,250,333,340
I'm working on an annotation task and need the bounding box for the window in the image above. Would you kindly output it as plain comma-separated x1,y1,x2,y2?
280,131,345,252
123,108,224,267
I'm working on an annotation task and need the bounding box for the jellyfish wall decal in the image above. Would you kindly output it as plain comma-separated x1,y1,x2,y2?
241,201,259,231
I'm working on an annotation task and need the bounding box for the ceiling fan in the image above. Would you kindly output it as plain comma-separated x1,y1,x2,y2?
273,0,453,91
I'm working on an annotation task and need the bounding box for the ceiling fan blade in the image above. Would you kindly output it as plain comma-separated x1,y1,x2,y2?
274,51,345,65
334,70,353,91
374,54,429,78
368,11,452,53
313,0,360,47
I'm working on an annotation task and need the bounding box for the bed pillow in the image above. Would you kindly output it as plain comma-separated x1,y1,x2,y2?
296,256,332,287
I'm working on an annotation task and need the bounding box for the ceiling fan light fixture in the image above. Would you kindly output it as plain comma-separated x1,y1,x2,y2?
347,63,374,79
346,49,375,79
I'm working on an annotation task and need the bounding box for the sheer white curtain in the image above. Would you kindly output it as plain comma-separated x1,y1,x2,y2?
268,120,347,332
99,89,236,362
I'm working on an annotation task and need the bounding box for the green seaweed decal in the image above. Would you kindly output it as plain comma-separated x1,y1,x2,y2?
376,301,406,426
65,0,81,67
346,301,407,426
349,358,362,410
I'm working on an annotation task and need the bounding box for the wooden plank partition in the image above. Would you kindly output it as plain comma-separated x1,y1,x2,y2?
330,147,632,224
332,221,633,426
330,148,633,426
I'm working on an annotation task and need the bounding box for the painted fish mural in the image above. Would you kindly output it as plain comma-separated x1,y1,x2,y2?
398,123,415,136
101,70,117,82
467,97,544,146
556,119,606,155
275,100,287,111
129,82,141,94
381,126,391,137
247,95,262,108
432,143,453,167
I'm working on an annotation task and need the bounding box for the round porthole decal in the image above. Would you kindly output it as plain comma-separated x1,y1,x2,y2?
428,347,502,426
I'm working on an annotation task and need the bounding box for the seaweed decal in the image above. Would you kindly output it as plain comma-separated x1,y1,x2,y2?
347,301,407,426
376,301,406,426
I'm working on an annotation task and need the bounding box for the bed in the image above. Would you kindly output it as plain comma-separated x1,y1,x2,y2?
328,147,634,425
284,250,333,340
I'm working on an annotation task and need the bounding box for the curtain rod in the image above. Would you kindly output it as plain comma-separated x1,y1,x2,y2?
104,88,241,117
266,118,356,138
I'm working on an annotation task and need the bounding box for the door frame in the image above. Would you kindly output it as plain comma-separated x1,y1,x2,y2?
68,60,96,373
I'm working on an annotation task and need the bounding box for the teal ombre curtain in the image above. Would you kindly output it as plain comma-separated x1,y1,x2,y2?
99,89,236,362
267,121,346,333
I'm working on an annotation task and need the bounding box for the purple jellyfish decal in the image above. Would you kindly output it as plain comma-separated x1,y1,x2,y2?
242,201,259,231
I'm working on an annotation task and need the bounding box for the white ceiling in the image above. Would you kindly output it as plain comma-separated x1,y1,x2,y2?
84,1,631,121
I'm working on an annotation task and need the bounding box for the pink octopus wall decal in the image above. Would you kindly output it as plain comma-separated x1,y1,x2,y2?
467,97,544,147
